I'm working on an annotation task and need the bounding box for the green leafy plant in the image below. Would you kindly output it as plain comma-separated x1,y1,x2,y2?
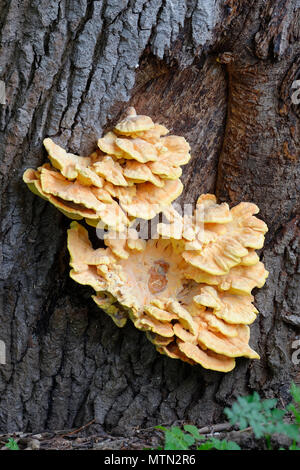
197,438,241,450
286,383,300,450
155,425,197,450
155,383,300,451
288,382,300,425
155,424,240,451
224,384,300,449
5,438,19,450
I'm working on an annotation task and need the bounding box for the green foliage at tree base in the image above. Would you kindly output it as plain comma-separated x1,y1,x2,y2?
153,383,300,451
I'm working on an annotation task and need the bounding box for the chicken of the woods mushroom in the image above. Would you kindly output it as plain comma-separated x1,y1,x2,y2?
23,108,190,232
23,107,268,371
66,194,268,372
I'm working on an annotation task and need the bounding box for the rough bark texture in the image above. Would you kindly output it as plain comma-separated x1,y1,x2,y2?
0,0,299,435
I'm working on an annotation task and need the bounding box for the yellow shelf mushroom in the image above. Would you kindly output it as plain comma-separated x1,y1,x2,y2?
66,191,268,372
23,108,190,232
23,106,268,372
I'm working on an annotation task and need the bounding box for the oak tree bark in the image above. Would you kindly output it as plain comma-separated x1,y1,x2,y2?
0,0,299,435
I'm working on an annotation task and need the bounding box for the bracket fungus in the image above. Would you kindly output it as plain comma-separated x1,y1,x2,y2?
23,107,268,372
66,193,268,372
23,108,189,231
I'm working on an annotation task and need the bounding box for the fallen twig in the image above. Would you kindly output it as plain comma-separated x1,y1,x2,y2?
197,422,233,435
60,419,96,438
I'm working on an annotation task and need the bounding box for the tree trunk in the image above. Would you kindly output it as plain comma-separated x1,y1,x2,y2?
0,0,299,435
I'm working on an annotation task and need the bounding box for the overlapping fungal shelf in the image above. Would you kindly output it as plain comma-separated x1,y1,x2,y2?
23,108,268,372
23,108,190,232
66,193,268,372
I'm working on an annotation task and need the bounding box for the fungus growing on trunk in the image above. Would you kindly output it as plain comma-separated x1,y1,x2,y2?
23,108,190,231
23,107,268,372
66,193,268,372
